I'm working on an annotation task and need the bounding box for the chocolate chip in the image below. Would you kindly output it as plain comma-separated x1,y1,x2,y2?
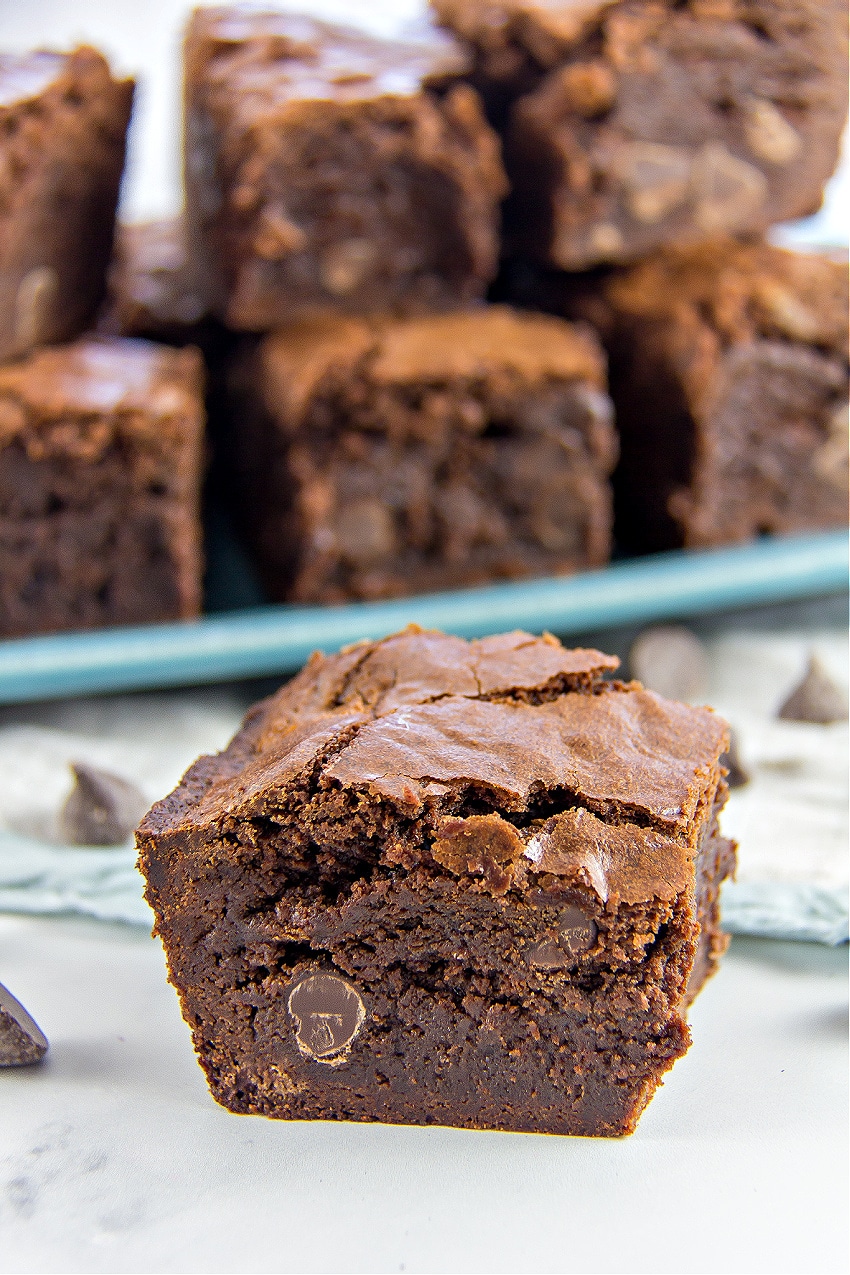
720,728,750,789
287,972,365,1062
617,141,691,224
0,982,48,1067
13,266,58,351
527,904,597,967
559,903,598,955
777,656,848,725
743,97,801,166
690,142,767,232
59,762,148,846
629,625,707,703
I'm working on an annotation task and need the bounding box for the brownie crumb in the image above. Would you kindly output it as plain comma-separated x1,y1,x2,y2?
0,982,49,1067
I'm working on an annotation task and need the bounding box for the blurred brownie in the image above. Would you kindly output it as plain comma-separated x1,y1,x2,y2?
138,626,734,1136
432,0,848,268
231,306,617,602
0,47,134,363
183,7,507,328
105,218,208,344
597,240,849,552
0,336,205,637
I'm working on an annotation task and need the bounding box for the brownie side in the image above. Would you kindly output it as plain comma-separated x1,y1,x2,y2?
0,336,205,637
602,241,849,552
138,628,733,1136
434,0,848,268
0,48,134,363
230,306,617,602
184,8,506,327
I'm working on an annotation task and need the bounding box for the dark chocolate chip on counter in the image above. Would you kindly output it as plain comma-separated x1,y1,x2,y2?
287,972,365,1063
777,655,849,725
629,625,707,703
720,728,750,789
527,904,598,968
59,762,149,846
0,982,48,1066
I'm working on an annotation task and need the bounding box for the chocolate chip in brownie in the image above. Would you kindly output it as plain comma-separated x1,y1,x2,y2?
286,972,366,1063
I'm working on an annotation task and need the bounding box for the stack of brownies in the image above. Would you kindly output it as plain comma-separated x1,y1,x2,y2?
0,0,847,635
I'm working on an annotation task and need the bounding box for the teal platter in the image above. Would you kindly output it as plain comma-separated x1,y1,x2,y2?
0,529,846,703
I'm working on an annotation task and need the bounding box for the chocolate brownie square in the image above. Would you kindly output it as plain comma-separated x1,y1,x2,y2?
183,7,507,328
230,305,617,602
432,0,848,268
137,626,735,1136
0,336,205,637
596,240,849,552
104,218,209,344
0,47,134,363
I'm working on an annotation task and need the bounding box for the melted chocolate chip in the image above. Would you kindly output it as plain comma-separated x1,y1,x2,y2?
527,904,597,968
0,981,48,1066
287,972,365,1061
59,762,148,846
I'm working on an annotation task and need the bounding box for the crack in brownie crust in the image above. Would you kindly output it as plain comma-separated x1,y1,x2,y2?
139,628,734,1136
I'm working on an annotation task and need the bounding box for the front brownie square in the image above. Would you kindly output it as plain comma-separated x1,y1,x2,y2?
0,336,205,637
433,0,848,268
0,47,134,363
137,627,734,1136
598,240,849,553
231,306,617,602
184,7,507,328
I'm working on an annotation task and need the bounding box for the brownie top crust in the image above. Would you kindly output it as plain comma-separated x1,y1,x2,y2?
606,240,849,355
141,629,729,906
432,0,615,68
186,6,470,113
259,306,606,428
0,336,203,430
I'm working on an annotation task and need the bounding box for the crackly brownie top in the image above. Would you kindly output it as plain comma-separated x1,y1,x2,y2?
606,240,850,356
142,629,729,878
259,306,606,429
186,5,469,113
0,337,202,438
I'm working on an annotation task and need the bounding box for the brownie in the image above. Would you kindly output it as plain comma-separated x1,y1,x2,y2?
0,47,134,363
229,306,617,602
432,0,848,268
137,626,735,1136
593,240,849,553
183,7,507,328
0,336,205,637
104,218,209,344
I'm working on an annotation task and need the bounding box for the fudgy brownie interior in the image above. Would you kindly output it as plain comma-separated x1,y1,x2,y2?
139,628,734,1136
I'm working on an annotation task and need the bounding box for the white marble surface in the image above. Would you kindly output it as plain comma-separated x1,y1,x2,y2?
0,914,847,1274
